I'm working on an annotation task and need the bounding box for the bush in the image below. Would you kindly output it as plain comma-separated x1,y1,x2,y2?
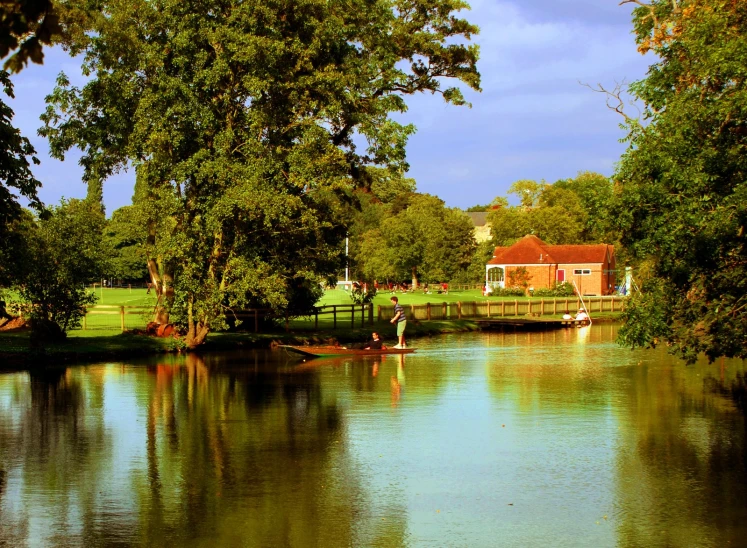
349,284,377,304
533,282,575,297
13,200,107,342
490,287,526,297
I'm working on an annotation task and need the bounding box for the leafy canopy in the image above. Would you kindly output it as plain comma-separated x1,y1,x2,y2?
40,0,481,345
611,0,747,362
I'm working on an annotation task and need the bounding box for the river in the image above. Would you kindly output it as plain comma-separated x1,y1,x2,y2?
1,325,745,547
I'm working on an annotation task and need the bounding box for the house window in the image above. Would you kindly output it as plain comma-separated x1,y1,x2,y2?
573,269,591,275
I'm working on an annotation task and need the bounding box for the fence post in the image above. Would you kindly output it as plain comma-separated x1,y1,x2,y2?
541,299,544,316
458,301,462,320
350,305,355,329
501,300,505,316
83,308,87,330
120,306,125,332
487,300,490,318
333,306,337,329
427,302,431,320
361,304,365,327
611,298,615,313
442,302,447,320
368,303,373,326
514,299,518,316
553,298,557,315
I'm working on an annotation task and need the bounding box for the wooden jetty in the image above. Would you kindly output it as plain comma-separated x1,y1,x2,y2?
475,318,589,331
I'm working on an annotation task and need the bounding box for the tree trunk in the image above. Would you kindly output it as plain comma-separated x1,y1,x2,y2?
147,257,174,324
184,296,209,347
411,266,419,290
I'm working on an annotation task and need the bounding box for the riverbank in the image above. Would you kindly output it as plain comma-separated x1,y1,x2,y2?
0,313,622,368
0,319,482,368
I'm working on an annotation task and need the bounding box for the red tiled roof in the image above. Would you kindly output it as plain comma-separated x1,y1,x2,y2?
488,235,613,265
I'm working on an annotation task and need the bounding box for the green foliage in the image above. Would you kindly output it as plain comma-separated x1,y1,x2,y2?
506,266,531,291
357,194,476,284
508,179,545,209
465,204,490,212
488,173,613,246
454,239,494,284
533,282,575,297
40,0,481,346
349,284,376,305
0,0,59,72
554,171,614,242
486,205,529,246
103,206,148,282
611,0,747,362
489,287,526,297
14,199,107,341
0,70,42,285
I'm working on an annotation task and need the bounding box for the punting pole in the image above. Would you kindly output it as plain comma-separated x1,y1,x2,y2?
572,280,592,326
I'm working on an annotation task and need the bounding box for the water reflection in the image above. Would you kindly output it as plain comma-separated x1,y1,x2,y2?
0,328,745,546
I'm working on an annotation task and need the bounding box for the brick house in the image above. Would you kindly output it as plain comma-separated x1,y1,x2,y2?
486,235,616,296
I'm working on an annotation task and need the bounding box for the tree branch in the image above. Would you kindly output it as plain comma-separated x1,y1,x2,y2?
579,80,640,122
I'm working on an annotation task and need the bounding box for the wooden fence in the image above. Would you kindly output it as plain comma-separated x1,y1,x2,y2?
74,303,376,332
58,296,625,332
378,296,626,322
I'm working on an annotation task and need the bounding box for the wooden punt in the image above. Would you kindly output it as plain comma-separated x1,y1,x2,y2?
280,345,416,358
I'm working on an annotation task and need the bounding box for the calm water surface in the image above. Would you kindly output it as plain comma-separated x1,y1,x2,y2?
1,326,746,547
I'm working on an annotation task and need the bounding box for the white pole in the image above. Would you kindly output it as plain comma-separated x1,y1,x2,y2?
345,236,349,283
572,280,592,326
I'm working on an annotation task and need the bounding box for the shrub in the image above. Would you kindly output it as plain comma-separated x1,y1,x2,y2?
490,287,526,297
533,282,575,297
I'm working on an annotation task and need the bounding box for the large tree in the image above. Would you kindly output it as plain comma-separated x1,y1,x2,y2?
486,173,609,247
358,193,475,285
611,0,747,362
40,0,480,346
0,70,42,285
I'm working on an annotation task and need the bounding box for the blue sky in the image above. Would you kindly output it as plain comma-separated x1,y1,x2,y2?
6,0,650,215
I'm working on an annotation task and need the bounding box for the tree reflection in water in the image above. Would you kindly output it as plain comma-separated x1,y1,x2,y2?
0,352,413,546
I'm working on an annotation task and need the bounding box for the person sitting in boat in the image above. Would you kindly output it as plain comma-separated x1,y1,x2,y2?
562,311,573,320
365,332,385,350
575,308,589,321
349,332,386,350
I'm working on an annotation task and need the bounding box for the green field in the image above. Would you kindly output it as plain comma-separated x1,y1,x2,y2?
83,286,515,308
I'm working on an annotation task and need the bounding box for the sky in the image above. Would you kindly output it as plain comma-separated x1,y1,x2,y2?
5,0,651,215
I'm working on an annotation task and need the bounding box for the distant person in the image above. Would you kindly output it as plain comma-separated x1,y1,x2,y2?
562,311,573,320
390,296,407,348
575,308,589,322
441,282,448,294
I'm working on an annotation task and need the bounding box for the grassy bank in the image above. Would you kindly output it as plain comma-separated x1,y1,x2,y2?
0,312,625,368
1,285,622,366
0,318,485,367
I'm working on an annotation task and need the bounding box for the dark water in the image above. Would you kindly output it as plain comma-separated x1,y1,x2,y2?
1,326,746,547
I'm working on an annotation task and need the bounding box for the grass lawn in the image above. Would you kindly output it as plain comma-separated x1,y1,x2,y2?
317,287,537,307
84,287,536,309
55,286,573,309
86,287,157,307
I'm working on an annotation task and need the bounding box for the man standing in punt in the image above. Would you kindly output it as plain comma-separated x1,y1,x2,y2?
390,296,407,348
